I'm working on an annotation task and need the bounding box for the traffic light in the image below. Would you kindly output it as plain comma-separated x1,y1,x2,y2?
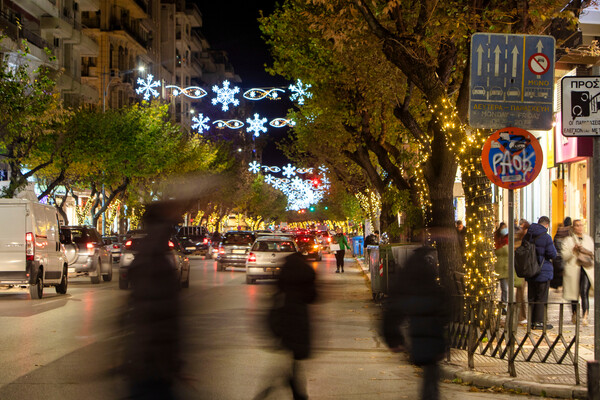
312,177,320,188
309,206,315,212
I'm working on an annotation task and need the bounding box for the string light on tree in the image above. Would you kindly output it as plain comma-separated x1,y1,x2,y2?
211,80,240,111
136,74,161,100
246,113,268,137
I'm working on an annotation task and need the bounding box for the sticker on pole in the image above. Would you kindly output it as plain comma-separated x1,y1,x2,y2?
481,127,543,190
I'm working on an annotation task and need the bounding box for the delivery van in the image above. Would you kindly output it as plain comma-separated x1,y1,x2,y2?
0,199,68,299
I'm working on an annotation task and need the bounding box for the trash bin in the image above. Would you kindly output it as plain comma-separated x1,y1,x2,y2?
369,244,422,301
351,236,364,256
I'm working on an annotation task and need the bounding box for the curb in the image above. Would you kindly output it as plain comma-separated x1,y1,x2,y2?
439,364,586,399
354,257,587,399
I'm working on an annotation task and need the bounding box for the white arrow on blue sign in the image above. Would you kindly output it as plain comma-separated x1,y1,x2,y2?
469,33,555,130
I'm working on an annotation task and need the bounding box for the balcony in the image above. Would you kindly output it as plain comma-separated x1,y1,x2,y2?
185,3,202,27
79,0,100,12
114,0,148,19
109,19,148,48
0,11,53,53
40,16,74,38
71,30,99,55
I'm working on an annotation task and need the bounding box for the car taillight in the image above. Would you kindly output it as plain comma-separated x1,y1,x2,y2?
218,246,225,254
124,240,133,249
314,244,319,249
248,252,257,262
203,238,209,244
86,242,95,254
327,237,331,243
26,232,34,261
168,241,175,248
113,244,119,249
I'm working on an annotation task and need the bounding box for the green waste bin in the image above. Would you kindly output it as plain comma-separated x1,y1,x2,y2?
369,244,422,301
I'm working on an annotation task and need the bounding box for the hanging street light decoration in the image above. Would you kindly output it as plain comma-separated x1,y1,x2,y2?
248,161,330,211
191,113,210,133
135,74,161,100
166,85,208,99
211,80,240,111
213,119,245,129
269,118,296,128
288,79,312,105
243,87,285,101
246,113,268,137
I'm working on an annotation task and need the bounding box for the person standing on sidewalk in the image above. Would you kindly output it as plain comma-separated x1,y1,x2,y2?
551,217,572,290
332,227,351,273
523,216,557,330
560,219,594,326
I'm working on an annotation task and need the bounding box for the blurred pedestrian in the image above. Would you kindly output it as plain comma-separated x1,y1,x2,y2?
494,222,509,314
257,251,316,400
455,220,466,262
551,217,572,290
123,201,184,400
382,243,449,400
365,230,380,246
513,224,529,324
523,216,557,330
332,227,351,273
561,219,594,326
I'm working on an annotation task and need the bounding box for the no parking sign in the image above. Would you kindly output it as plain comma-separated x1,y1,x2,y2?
481,127,543,189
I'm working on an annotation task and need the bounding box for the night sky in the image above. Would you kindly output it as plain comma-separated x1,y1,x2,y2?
194,0,291,165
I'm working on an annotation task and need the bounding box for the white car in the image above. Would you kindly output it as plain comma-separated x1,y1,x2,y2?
245,236,299,284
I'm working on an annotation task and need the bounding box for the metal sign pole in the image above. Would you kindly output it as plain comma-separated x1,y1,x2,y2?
507,188,516,377
594,137,600,362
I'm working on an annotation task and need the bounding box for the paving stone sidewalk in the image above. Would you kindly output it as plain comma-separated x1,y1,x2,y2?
353,255,594,399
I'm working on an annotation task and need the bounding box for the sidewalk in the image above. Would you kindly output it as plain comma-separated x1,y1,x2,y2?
354,255,593,399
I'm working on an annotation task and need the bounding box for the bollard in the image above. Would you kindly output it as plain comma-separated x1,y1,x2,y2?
589,361,600,400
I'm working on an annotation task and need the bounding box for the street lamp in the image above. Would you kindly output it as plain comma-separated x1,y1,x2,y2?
100,65,144,235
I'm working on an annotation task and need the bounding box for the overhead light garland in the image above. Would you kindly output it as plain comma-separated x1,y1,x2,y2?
211,80,240,111
243,88,285,101
166,85,207,99
288,79,313,105
136,74,161,100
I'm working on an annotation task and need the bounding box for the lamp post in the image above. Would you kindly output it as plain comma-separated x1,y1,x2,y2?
100,65,145,235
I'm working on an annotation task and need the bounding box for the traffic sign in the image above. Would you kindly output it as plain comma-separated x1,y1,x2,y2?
560,76,600,136
469,33,555,130
481,127,543,190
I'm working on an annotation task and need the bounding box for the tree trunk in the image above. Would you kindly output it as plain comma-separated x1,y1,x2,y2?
379,198,398,242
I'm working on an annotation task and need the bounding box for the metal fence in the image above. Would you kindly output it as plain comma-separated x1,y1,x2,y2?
448,297,581,384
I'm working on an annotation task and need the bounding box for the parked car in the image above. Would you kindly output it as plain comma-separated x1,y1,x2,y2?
176,226,210,256
61,226,112,284
216,231,256,271
119,234,190,290
245,236,299,284
294,234,322,261
0,198,69,299
102,235,122,263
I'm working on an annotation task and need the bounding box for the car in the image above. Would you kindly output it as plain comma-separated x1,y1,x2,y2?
0,199,68,299
176,226,210,256
294,234,322,261
245,236,299,284
216,231,256,271
102,235,122,263
118,234,190,290
208,231,222,260
61,226,113,284
316,230,331,252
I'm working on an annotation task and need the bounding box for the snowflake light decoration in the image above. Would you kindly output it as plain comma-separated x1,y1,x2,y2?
288,79,313,105
136,74,161,100
246,113,268,137
191,114,210,134
282,163,297,179
211,80,240,111
248,161,261,174
264,174,275,185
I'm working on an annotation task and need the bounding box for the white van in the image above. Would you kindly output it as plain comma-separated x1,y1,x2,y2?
0,199,68,299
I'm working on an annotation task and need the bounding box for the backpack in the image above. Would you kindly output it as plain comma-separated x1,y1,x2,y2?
514,233,542,278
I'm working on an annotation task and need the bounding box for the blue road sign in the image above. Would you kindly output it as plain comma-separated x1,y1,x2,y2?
469,33,555,130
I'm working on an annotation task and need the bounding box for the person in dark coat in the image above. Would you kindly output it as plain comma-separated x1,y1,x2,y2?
257,252,316,400
382,245,449,400
523,216,557,330
123,201,184,400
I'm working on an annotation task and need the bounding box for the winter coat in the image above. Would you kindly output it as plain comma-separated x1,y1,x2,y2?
523,223,557,283
551,226,571,288
333,233,351,250
382,246,449,366
276,252,316,360
561,233,595,301
495,244,509,279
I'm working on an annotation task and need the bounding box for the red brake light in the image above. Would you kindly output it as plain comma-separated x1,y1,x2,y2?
248,252,257,262
218,246,225,254
26,232,34,260
113,244,119,249
327,237,331,243
124,240,133,249
86,242,95,249
168,241,175,248
203,238,209,244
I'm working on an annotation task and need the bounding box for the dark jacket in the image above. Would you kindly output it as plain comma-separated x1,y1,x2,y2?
383,246,449,366
523,223,557,283
276,252,316,360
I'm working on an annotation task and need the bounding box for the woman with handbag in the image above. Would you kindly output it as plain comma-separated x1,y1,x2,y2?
561,219,595,326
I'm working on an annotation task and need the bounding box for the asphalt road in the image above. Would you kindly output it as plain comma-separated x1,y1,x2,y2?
0,254,537,399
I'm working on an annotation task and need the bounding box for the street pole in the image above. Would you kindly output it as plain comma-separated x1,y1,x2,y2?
507,188,516,377
594,137,600,362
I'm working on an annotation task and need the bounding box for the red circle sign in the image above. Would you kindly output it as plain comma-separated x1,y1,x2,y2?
528,53,550,75
481,127,543,190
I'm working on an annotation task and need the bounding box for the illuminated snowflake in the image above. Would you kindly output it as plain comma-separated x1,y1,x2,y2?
264,174,275,185
282,163,296,179
211,80,240,111
272,179,282,190
288,79,313,105
248,161,261,174
135,74,161,100
191,114,210,133
246,113,268,137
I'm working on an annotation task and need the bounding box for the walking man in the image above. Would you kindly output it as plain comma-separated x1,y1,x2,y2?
523,216,557,330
